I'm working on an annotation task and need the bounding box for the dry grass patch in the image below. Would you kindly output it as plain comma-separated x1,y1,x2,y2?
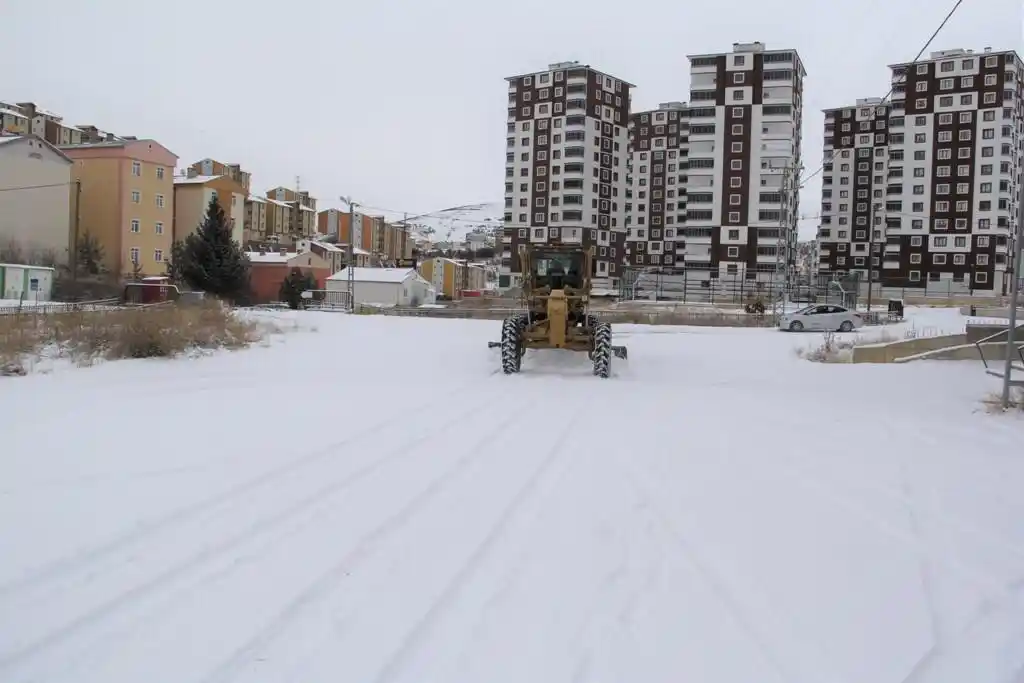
980,389,1024,413
0,301,275,374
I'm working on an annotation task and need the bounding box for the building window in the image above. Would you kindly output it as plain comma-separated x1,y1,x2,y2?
155,194,165,208
155,221,164,235
131,190,140,203
727,246,739,257
154,249,164,262
130,219,140,233
132,161,141,176
129,247,140,263
156,167,165,180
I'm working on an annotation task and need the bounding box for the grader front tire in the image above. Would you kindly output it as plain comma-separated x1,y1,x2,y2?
501,317,522,374
592,322,612,378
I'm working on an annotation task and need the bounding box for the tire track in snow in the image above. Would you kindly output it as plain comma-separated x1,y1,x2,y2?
0,386,508,673
368,404,588,683
763,451,1012,598
195,399,548,683
609,454,815,683
0,371,501,601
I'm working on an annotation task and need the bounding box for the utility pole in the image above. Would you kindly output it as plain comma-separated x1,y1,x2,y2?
1000,184,1024,409
772,161,793,323
342,196,357,312
72,179,81,283
867,201,882,312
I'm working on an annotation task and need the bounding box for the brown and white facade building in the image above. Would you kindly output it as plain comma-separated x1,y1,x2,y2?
625,102,689,268
683,42,805,282
817,98,891,279
818,48,1024,294
501,61,633,288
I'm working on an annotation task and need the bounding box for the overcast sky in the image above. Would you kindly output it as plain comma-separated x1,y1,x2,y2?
3,0,1020,237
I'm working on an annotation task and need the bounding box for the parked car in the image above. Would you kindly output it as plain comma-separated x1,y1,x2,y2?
779,304,864,332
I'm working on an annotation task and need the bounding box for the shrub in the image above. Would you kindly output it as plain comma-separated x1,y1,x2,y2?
0,301,272,372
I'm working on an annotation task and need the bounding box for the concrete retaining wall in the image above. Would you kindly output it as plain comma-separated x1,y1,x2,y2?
958,306,1024,318
892,341,1024,363
851,334,966,363
965,323,1024,344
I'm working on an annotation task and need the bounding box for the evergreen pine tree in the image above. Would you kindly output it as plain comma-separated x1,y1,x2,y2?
279,267,315,309
176,196,251,303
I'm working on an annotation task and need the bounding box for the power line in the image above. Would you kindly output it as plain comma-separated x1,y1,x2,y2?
797,0,968,190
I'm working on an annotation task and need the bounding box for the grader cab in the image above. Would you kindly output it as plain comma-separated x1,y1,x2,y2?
488,244,627,378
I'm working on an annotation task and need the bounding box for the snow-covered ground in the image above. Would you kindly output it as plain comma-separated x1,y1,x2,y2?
2,308,1023,683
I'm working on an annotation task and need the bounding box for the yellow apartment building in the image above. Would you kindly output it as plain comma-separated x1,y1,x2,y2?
419,257,489,298
0,105,30,136
244,194,267,244
264,197,294,243
172,174,246,245
188,158,251,194
266,186,317,239
62,139,178,277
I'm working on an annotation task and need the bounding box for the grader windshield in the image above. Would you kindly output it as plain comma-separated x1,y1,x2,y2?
532,249,585,290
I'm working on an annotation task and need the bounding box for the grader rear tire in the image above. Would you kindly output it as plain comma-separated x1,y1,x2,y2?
592,322,612,378
501,317,522,374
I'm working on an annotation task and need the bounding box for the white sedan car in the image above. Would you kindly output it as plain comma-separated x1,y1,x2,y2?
779,304,865,332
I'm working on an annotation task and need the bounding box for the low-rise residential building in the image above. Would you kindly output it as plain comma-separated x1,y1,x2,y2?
245,249,331,304
62,138,178,276
325,267,435,307
317,208,344,240
419,256,461,298
9,102,83,146
294,238,370,273
266,186,317,240
173,173,246,245
0,105,30,136
264,197,293,243
244,194,267,244
0,136,73,264
188,158,251,194
328,210,410,264
76,125,122,144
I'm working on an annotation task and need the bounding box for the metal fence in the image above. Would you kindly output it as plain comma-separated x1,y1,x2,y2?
618,267,1017,306
618,269,852,306
0,298,121,316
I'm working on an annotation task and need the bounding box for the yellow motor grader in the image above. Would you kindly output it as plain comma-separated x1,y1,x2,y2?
488,244,627,378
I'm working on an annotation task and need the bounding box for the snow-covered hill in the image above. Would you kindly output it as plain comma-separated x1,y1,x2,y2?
396,202,504,242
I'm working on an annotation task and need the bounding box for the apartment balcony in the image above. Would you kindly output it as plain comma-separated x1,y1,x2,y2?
690,75,717,90
566,70,587,84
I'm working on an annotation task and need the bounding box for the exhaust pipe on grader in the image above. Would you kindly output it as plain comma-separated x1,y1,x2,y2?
487,244,627,378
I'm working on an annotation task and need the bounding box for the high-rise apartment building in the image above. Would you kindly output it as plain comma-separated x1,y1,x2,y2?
819,48,1024,294
624,102,689,268
501,61,633,288
817,98,891,279
682,42,805,282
